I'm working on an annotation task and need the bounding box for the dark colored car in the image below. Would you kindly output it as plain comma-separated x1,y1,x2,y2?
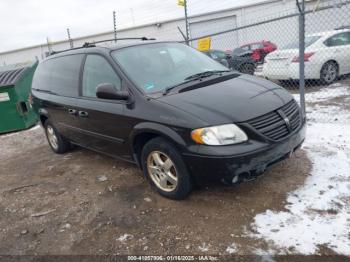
239,41,277,63
202,49,230,67
31,41,306,200
204,49,256,75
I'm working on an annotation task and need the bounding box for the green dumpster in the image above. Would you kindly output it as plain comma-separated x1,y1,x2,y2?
0,61,38,134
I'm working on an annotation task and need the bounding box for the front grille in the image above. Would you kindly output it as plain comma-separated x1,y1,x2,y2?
247,99,301,140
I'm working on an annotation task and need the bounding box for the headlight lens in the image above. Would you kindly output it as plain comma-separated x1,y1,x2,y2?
191,124,248,145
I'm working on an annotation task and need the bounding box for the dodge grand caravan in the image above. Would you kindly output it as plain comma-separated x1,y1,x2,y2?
31,41,306,200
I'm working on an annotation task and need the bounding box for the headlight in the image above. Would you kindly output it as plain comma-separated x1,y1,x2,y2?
191,124,248,145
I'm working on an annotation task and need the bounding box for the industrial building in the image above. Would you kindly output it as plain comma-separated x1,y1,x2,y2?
0,0,347,65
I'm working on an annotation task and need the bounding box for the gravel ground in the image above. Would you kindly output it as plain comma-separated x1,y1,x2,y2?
0,126,311,256
0,79,349,258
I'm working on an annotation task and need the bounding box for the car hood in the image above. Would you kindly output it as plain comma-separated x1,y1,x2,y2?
156,74,293,125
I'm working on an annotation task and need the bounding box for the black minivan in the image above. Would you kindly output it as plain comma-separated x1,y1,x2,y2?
31,41,305,200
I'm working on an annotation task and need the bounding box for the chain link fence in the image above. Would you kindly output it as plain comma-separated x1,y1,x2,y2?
186,0,350,124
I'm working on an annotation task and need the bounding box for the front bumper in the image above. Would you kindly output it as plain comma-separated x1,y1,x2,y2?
182,122,306,185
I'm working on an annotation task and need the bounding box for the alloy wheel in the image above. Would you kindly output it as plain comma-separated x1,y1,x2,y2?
321,63,337,84
46,125,59,150
147,151,178,192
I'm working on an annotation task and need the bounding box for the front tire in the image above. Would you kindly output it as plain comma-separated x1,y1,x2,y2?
141,137,193,200
44,121,71,154
320,61,338,85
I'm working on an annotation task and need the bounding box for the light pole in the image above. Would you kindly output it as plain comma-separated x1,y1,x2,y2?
113,11,117,43
297,0,306,116
67,28,73,48
178,0,190,44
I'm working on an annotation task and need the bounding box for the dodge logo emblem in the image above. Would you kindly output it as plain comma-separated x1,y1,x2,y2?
278,110,292,132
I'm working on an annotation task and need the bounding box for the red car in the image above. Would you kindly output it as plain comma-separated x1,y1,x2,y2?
239,41,277,63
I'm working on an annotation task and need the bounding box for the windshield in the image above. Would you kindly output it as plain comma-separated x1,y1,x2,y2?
283,35,321,49
111,43,227,94
232,47,250,56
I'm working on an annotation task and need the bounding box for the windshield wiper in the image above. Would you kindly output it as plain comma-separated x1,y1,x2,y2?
163,70,231,95
184,70,231,81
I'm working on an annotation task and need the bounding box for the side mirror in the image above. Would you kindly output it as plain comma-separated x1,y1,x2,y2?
96,83,129,100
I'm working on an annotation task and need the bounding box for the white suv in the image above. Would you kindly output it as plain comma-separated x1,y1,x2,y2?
263,28,350,84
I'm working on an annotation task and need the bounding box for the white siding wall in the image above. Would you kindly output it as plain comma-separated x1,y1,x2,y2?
0,0,347,65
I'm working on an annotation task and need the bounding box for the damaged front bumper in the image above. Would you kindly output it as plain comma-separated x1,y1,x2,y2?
182,122,306,186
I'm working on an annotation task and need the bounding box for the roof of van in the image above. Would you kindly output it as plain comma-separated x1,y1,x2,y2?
47,40,175,60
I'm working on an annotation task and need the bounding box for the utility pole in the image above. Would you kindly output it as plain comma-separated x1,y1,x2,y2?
297,0,306,116
46,37,53,55
67,28,74,48
113,11,117,43
184,0,190,45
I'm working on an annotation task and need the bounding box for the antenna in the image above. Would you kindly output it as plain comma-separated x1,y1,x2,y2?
67,28,74,48
113,11,117,43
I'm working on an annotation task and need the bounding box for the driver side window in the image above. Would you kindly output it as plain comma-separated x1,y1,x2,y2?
82,55,121,97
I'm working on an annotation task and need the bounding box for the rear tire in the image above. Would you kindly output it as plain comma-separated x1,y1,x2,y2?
320,61,338,85
239,63,255,75
141,137,193,200
44,121,71,154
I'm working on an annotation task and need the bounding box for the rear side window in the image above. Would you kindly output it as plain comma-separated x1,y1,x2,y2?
241,45,250,51
82,55,122,98
32,54,83,97
325,32,350,47
251,43,263,49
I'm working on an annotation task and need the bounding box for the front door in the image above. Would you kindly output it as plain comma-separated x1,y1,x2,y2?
75,54,131,160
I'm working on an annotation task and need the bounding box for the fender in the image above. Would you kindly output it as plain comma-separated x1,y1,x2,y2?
38,108,50,126
38,108,49,117
129,121,188,153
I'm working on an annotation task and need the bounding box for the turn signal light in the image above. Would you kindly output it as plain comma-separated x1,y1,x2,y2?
292,52,315,63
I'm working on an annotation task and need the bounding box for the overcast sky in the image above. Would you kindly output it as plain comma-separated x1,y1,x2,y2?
0,0,265,52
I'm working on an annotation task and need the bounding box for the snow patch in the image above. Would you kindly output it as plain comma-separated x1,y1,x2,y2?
250,123,350,255
304,85,349,103
116,234,133,242
293,83,350,123
226,243,237,254
198,243,210,252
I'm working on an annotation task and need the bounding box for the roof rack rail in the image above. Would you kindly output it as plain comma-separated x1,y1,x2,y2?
49,37,156,55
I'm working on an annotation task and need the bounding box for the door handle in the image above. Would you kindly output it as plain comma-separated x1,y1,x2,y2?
78,111,89,117
68,109,77,115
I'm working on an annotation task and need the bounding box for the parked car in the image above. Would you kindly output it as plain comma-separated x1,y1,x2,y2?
202,49,229,67
239,41,277,63
263,29,350,84
203,49,256,75
229,48,257,75
31,41,305,200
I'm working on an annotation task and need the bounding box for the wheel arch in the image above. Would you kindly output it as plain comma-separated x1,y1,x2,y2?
130,122,187,167
321,59,339,73
38,108,50,126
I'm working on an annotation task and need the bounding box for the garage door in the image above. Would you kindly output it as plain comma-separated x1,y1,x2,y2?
189,15,238,51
